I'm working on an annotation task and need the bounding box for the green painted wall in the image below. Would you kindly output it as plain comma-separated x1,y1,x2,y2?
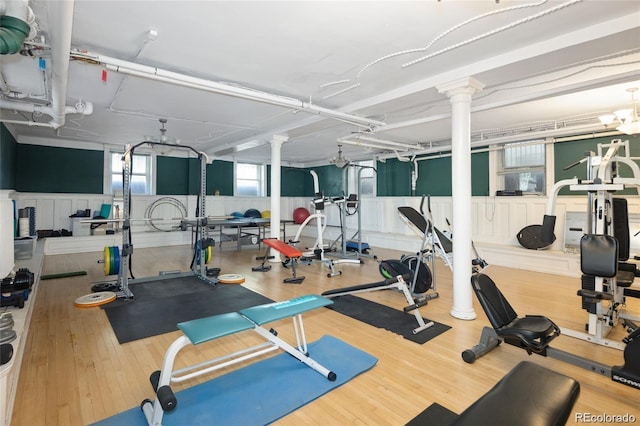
157,156,234,195
0,124,17,190
377,159,413,196
208,160,234,196
267,166,314,197
16,144,103,193
376,151,489,196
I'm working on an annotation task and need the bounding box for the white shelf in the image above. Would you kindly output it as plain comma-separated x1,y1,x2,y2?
1,239,44,426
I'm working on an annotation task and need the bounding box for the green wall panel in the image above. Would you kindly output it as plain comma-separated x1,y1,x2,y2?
472,151,490,196
310,165,346,196
157,157,234,196
416,157,451,196
208,160,234,196
375,151,489,197
16,144,103,193
376,159,413,196
1,124,17,190
156,156,190,195
268,166,314,197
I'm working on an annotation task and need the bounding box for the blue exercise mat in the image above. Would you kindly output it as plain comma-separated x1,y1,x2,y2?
91,335,377,426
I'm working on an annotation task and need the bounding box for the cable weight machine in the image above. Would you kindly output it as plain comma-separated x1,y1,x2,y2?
539,138,640,349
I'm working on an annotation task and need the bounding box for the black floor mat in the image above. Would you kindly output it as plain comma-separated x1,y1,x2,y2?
102,276,273,344
326,294,451,344
405,403,458,426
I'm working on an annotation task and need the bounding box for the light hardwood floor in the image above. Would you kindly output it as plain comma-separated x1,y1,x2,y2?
10,241,640,425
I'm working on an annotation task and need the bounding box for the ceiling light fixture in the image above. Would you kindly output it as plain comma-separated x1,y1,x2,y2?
598,87,640,135
148,118,179,155
330,144,350,168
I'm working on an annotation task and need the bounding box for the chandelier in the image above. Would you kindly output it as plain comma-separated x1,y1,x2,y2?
330,144,350,168
598,87,640,135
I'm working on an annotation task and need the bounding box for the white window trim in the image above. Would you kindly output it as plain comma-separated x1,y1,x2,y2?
103,146,155,195
492,139,549,195
234,161,266,197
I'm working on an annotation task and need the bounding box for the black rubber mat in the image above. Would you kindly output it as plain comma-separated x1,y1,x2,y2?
102,276,273,344
405,403,458,426
326,294,451,344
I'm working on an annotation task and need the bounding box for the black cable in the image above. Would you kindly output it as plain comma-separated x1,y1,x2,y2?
125,146,136,280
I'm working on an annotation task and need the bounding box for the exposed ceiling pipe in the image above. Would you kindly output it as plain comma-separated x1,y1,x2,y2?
339,133,423,151
0,0,35,54
46,0,74,128
0,98,92,116
70,49,386,129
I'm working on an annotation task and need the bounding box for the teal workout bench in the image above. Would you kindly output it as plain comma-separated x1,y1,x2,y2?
140,294,336,425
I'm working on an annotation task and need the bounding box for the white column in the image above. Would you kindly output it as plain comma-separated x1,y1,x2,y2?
269,135,288,261
437,77,484,320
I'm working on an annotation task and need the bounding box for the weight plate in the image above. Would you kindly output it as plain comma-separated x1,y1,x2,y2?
109,246,115,276
206,246,213,263
218,273,245,284
103,246,110,276
113,246,120,274
0,329,17,344
91,282,120,292
74,291,117,308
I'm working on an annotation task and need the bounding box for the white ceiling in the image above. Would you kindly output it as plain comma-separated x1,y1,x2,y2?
1,0,639,166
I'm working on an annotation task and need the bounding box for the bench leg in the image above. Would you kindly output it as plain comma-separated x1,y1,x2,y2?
142,335,192,425
252,318,336,381
253,246,273,272
283,257,305,283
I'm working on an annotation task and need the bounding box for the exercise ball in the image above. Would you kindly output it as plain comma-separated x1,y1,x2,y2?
293,207,311,225
230,211,244,218
261,210,271,219
244,208,262,218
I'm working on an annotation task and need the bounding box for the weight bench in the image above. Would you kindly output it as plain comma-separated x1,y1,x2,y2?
253,238,305,283
140,294,335,425
411,361,579,425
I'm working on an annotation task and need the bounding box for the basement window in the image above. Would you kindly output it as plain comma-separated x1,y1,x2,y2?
498,140,546,194
235,162,265,196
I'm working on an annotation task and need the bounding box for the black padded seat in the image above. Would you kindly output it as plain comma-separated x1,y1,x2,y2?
501,316,559,341
453,361,580,426
471,273,560,354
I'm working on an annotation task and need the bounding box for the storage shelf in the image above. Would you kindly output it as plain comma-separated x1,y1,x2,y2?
1,239,44,426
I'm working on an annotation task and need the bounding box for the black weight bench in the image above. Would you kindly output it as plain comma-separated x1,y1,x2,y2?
454,361,579,425
408,360,580,426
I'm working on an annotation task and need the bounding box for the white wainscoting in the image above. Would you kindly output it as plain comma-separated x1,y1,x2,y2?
11,192,640,277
